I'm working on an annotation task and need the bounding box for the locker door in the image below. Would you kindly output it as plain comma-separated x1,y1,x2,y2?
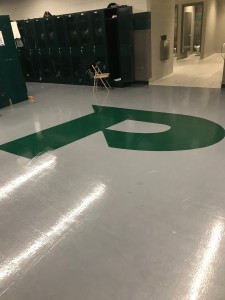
17,21,30,81
117,6,134,82
0,91,10,109
91,10,109,72
0,15,27,106
78,12,94,84
23,19,39,81
104,7,120,80
54,16,68,50
66,14,79,49
35,18,53,82
65,14,83,84
17,20,26,48
24,19,36,50
34,19,48,50
44,17,57,51
54,16,73,83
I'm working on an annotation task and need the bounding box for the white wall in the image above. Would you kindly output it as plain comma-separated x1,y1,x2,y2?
0,0,148,20
149,0,175,82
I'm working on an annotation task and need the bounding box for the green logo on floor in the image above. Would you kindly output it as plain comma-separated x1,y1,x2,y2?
0,105,224,159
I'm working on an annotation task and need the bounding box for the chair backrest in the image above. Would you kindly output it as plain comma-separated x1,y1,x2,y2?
92,64,102,76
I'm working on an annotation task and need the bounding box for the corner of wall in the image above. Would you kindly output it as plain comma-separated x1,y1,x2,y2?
149,0,175,84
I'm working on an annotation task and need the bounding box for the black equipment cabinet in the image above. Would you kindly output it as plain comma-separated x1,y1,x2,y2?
16,5,135,86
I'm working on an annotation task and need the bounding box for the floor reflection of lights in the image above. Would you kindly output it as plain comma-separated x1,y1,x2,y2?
187,220,224,300
0,153,106,295
0,154,57,201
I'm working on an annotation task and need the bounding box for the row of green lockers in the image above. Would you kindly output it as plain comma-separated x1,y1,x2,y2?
17,6,137,86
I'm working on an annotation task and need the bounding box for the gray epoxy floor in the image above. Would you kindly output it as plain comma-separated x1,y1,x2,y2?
1,83,225,299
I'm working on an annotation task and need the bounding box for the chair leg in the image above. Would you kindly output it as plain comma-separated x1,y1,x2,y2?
100,78,110,92
93,78,96,92
105,79,111,89
93,77,98,92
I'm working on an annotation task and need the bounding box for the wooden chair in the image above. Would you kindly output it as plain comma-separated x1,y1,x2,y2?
92,64,111,92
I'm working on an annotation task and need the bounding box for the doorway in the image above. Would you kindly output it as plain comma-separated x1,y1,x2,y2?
181,2,203,57
174,5,178,56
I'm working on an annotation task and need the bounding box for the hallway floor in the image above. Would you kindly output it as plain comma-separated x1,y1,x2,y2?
151,53,224,89
0,83,225,299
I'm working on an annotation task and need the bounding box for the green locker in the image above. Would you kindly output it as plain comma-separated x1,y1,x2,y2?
17,20,36,82
117,6,134,82
65,14,83,84
78,11,94,85
0,15,28,108
34,18,53,82
53,16,73,84
23,19,41,81
15,6,134,87
91,10,109,73
104,6,134,83
23,19,41,82
65,14,80,52
24,19,36,49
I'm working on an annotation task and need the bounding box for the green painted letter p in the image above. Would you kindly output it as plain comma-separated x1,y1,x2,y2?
0,105,224,158
94,106,225,151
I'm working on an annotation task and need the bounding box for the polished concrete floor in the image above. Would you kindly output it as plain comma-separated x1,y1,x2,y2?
151,53,224,88
1,83,225,299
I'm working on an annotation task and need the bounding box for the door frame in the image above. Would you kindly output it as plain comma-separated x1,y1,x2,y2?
174,5,178,55
180,1,204,58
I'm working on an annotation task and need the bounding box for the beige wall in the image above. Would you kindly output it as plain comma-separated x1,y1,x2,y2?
175,0,204,4
0,0,148,20
149,0,175,82
215,0,225,52
203,0,217,57
175,0,205,59
175,0,219,59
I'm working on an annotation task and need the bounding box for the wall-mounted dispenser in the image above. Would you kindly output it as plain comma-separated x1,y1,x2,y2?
160,34,170,61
